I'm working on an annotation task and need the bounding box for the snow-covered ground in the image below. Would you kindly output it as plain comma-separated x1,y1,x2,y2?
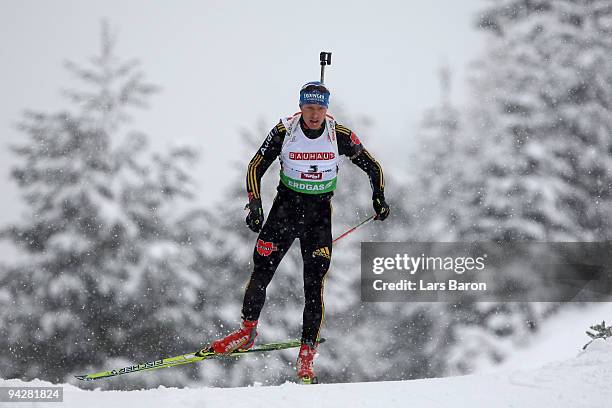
2,337,610,408
482,302,612,373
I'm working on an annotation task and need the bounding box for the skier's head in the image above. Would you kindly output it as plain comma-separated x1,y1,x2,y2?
299,81,330,108
299,81,329,129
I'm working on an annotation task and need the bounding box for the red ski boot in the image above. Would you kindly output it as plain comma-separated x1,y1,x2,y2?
296,343,318,384
209,320,258,355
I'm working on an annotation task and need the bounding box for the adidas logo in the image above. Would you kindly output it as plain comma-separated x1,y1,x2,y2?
312,247,331,259
226,336,249,352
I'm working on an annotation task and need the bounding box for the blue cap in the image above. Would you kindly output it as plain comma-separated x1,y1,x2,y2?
299,81,330,107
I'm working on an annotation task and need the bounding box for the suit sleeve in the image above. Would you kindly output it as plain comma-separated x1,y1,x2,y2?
336,123,385,199
246,121,286,200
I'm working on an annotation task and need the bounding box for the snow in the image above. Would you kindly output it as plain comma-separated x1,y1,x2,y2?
481,302,612,373
2,338,610,408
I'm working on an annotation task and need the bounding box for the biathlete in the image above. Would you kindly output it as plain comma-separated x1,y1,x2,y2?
205,81,389,383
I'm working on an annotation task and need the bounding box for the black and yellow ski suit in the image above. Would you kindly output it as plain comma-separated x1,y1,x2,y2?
242,116,385,345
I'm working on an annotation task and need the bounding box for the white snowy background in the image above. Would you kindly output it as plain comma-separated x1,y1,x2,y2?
1,0,612,406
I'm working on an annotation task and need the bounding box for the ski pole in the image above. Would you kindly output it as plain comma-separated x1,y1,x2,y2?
332,214,376,245
320,52,332,84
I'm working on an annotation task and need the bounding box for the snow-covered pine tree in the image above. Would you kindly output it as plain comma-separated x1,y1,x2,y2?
437,0,612,374
407,65,480,241
466,0,612,241
387,66,478,380
0,21,213,389
583,320,612,349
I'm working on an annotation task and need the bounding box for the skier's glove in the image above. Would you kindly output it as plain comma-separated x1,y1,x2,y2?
245,197,264,232
373,194,390,221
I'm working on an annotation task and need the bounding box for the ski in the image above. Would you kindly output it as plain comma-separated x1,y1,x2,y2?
74,338,326,381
